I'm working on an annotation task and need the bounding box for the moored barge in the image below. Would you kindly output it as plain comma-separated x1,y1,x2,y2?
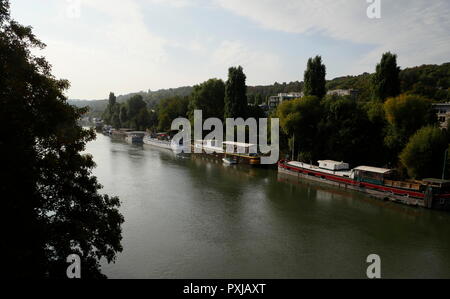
278,160,450,211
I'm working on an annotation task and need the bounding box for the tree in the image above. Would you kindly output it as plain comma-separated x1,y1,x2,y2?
400,126,449,179
372,52,401,101
276,96,322,161
135,107,152,131
383,94,436,161
303,55,326,99
102,92,117,124
224,66,247,119
157,96,189,131
188,78,225,121
318,96,384,166
111,104,121,129
119,105,129,128
127,94,146,117
0,0,123,278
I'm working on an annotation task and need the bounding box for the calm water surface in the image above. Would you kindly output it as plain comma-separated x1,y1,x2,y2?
86,134,450,278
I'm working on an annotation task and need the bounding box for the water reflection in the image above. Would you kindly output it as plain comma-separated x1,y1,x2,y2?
86,134,450,278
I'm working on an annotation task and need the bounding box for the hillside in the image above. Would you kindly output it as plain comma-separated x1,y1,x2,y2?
70,62,450,117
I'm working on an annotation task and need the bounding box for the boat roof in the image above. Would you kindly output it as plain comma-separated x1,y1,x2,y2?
422,178,450,184
318,160,348,165
223,141,256,147
354,166,392,174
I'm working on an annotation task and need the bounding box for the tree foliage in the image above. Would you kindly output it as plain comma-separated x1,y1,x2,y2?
157,96,189,131
188,78,225,121
318,96,385,166
0,0,123,278
224,66,248,119
304,55,326,99
277,96,322,161
372,52,401,101
400,126,449,179
383,94,436,161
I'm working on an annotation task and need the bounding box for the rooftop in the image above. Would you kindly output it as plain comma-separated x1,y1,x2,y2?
223,141,257,148
354,166,393,174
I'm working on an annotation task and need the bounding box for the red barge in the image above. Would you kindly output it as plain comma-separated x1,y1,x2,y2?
278,159,450,211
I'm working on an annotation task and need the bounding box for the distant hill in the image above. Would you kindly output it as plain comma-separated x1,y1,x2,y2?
69,62,450,117
69,86,194,117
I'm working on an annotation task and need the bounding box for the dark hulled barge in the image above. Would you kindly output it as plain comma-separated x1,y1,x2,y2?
278,160,450,211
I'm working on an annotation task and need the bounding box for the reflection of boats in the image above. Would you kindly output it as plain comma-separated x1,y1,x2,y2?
222,157,237,165
278,159,450,211
125,131,146,144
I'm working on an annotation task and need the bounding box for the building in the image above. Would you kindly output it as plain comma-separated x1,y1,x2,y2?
326,89,359,97
268,92,304,109
432,103,450,128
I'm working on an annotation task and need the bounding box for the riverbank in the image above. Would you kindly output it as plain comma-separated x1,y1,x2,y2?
86,134,450,278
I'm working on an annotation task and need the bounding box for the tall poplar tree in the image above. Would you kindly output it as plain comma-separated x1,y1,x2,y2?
224,66,247,119
303,56,327,99
372,52,401,101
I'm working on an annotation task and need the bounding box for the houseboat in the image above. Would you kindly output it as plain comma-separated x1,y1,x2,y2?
102,125,113,136
125,131,146,144
111,128,133,139
278,159,450,211
193,140,262,165
143,133,189,153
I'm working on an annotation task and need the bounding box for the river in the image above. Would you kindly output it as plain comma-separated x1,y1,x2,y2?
86,133,450,278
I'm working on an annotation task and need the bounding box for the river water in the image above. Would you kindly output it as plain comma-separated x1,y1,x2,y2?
86,134,450,278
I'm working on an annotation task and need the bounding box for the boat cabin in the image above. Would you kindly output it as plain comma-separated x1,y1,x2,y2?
222,141,257,155
353,166,394,185
422,178,450,191
318,160,349,171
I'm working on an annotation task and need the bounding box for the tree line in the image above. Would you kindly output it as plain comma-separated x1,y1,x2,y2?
277,53,448,180
103,53,449,180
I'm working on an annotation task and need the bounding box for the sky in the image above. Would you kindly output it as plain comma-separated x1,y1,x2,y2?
9,0,450,100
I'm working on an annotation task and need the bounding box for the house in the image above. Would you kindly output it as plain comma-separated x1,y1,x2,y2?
432,103,450,128
268,92,304,109
326,89,359,97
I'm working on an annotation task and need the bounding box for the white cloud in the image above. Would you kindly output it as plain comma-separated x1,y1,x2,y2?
210,40,283,84
216,0,450,73
29,0,171,99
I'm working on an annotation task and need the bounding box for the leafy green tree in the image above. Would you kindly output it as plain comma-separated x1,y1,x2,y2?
127,95,146,117
224,66,247,119
188,78,225,121
0,0,123,278
276,96,322,161
102,92,117,124
157,96,189,131
135,107,152,131
119,104,129,128
383,94,436,161
304,55,326,99
318,96,384,166
372,52,401,101
400,126,449,178
111,104,121,129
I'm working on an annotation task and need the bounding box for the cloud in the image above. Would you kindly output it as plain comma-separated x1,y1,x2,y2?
216,0,450,73
32,0,172,99
210,40,283,84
